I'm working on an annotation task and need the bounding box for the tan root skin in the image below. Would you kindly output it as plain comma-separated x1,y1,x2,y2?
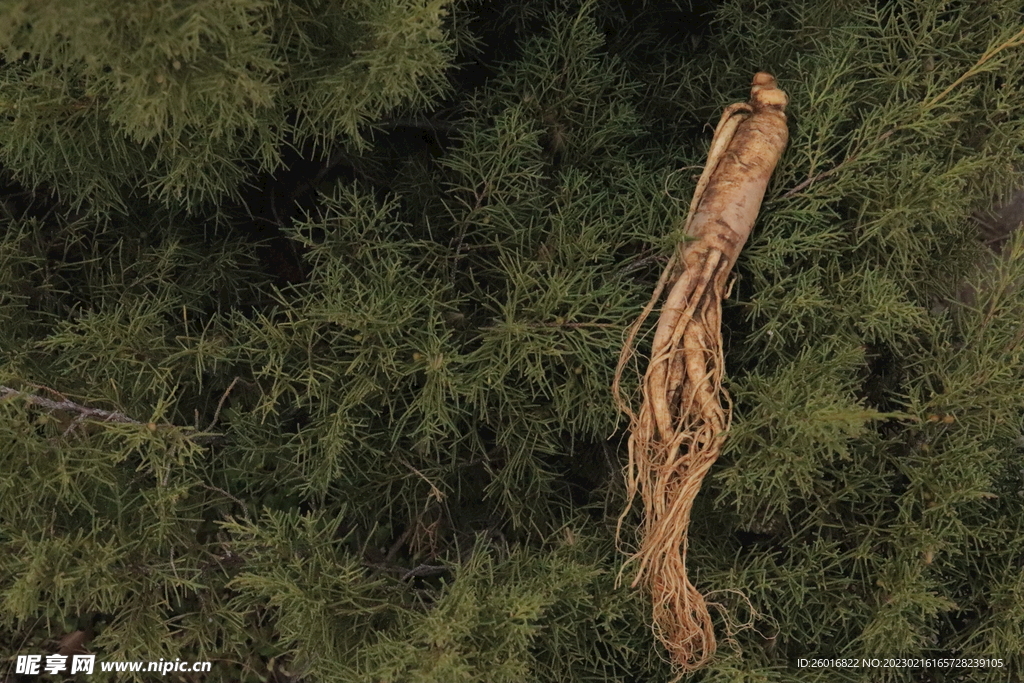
613,72,788,674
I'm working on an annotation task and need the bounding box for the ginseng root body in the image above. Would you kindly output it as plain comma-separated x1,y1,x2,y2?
614,72,789,674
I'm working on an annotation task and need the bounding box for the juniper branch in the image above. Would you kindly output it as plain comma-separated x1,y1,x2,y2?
0,385,223,444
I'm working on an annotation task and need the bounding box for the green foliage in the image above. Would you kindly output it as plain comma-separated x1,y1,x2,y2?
3,0,1024,681
0,0,456,213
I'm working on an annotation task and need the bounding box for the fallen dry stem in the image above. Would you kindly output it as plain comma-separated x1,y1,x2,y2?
613,73,789,674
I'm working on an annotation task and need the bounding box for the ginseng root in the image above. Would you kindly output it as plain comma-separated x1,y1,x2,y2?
613,72,789,673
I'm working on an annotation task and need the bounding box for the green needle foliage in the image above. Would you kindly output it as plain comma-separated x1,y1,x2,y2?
0,0,457,214
2,0,1024,681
